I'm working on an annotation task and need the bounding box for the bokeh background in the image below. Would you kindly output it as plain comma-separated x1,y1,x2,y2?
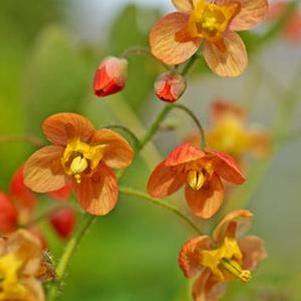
0,0,301,300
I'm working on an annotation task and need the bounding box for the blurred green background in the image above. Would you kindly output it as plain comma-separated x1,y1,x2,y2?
0,0,301,300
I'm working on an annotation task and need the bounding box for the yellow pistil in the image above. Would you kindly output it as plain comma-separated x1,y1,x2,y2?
201,237,251,283
188,0,239,41
187,170,205,190
0,253,27,300
61,138,106,183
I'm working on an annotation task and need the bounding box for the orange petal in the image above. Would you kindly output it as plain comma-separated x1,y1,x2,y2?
213,209,253,245
149,12,201,65
178,235,212,278
185,173,224,219
24,146,67,193
239,235,267,271
192,269,226,301
211,100,246,124
172,0,194,12
165,143,206,167
7,229,42,275
72,164,118,216
147,161,185,198
92,129,134,169
22,278,45,301
230,0,268,31
203,32,248,77
206,150,245,184
42,113,94,146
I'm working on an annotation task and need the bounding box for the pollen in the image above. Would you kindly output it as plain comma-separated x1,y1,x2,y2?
187,170,205,190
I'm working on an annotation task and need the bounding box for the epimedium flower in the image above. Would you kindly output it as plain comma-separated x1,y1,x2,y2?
188,100,271,161
0,229,45,301
149,0,268,77
93,56,128,97
154,72,187,103
147,143,245,219
178,209,267,301
24,113,134,216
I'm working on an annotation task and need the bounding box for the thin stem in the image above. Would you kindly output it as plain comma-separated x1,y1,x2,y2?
104,124,140,151
119,186,202,235
0,134,44,147
181,54,199,76
47,215,96,301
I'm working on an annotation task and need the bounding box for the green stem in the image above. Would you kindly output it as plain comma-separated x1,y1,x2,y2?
181,54,199,76
47,215,96,301
119,186,202,235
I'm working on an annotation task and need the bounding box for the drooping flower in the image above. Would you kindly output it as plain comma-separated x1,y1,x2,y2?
0,229,45,301
179,209,267,301
149,0,268,77
154,72,187,102
187,100,271,161
147,143,245,219
93,56,128,97
24,113,134,215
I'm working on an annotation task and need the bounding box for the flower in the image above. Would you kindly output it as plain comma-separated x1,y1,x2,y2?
93,56,128,97
0,229,45,301
147,143,245,218
154,72,187,102
149,0,268,77
178,209,267,301
188,100,271,161
24,113,134,215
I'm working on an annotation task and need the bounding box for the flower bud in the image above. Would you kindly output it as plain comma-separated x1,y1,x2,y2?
0,192,18,233
93,56,128,97
154,72,186,103
50,208,76,240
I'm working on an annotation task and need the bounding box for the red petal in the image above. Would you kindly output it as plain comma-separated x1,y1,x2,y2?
24,146,67,193
165,143,206,167
43,113,95,146
178,236,212,278
48,184,72,201
147,161,185,198
206,150,246,184
213,209,253,245
0,192,18,233
150,12,201,65
185,173,224,219
72,164,118,216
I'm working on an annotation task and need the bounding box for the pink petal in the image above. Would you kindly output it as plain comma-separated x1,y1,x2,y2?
203,32,248,77
178,235,212,278
147,161,185,198
24,146,67,193
213,209,253,245
206,150,246,184
185,173,224,219
165,143,206,167
230,0,269,31
150,12,201,65
72,163,118,216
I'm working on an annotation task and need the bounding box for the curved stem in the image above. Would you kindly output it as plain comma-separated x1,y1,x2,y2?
0,134,44,147
47,215,96,301
181,54,199,76
119,186,202,235
104,124,140,151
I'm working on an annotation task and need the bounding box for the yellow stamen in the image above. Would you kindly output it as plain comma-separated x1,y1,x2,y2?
187,170,205,190
70,156,88,183
221,258,252,283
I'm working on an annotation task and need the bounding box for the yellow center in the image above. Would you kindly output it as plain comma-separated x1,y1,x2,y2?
207,117,250,158
201,237,251,283
0,254,27,300
61,138,106,184
188,0,239,41
186,161,213,191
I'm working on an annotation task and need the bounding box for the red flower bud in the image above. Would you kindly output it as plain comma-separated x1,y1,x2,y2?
93,56,128,97
50,208,76,239
0,192,18,233
154,72,186,103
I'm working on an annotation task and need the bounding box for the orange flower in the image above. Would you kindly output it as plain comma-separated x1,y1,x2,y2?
147,143,245,219
149,0,268,77
179,209,267,301
24,113,134,216
0,229,45,301
154,72,187,103
189,100,271,161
